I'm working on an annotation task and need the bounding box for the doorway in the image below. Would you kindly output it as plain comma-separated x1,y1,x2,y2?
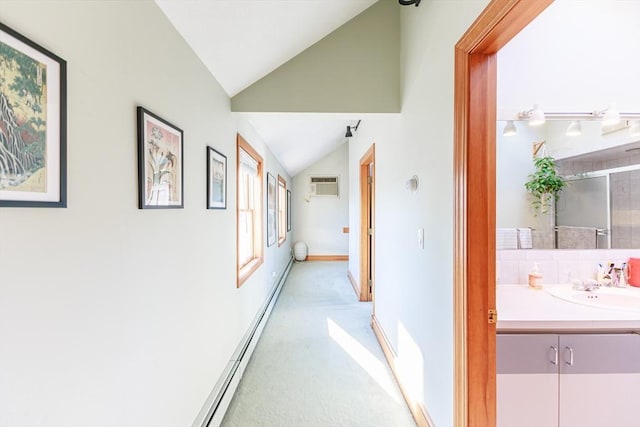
453,1,554,426
359,144,375,303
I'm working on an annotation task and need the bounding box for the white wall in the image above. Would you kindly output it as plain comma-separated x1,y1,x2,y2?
292,143,349,256
347,2,489,425
0,2,290,427
498,0,640,114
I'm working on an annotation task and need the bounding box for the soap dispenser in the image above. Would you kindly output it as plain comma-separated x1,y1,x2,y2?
528,262,543,289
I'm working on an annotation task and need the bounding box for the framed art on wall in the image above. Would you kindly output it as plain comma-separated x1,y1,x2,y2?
207,146,226,209
137,107,183,209
287,189,291,231
0,22,67,207
267,172,276,247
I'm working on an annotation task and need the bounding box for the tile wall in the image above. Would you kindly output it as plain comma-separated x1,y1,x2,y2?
497,249,640,285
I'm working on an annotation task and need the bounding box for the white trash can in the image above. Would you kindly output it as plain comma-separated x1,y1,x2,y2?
293,242,308,261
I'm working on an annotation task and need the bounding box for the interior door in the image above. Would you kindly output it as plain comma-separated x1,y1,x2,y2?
359,144,375,303
367,162,374,301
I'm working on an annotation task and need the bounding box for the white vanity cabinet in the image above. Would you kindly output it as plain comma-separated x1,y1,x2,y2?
497,333,640,427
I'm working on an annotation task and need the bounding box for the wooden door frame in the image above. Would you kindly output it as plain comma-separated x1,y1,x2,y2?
360,144,375,303
453,1,553,426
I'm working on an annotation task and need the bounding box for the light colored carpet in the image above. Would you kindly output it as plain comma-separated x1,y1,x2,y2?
221,261,416,427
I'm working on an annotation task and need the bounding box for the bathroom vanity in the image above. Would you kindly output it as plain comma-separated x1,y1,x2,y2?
496,285,640,427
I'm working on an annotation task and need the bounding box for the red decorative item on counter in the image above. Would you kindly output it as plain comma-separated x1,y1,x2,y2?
628,258,640,287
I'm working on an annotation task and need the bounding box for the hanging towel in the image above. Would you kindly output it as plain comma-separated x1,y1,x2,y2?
556,226,597,249
496,228,518,250
517,228,533,249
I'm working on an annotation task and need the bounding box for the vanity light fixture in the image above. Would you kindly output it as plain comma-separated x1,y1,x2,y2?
513,104,640,124
565,120,582,137
600,103,621,126
503,120,517,136
519,104,546,126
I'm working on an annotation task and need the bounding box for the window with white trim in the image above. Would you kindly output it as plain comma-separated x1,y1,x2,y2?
237,135,263,286
278,175,286,246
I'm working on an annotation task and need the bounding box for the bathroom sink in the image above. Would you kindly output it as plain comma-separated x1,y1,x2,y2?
546,286,640,312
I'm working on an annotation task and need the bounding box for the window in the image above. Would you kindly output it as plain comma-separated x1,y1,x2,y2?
278,175,287,246
237,134,263,286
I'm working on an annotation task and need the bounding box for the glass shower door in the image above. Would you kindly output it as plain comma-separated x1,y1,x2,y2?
556,175,609,249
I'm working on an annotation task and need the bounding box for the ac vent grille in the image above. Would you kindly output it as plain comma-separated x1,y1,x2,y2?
309,176,339,197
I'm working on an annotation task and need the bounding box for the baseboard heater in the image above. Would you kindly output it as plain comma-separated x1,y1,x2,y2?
192,256,294,427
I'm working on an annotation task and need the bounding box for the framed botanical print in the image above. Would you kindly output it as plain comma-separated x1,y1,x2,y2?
137,107,183,209
207,146,226,209
267,172,276,247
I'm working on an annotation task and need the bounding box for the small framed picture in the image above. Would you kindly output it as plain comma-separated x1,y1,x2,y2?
207,146,226,209
0,22,67,207
137,107,183,209
287,189,291,231
267,172,276,247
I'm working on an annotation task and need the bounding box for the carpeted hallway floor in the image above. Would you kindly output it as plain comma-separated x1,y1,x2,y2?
221,261,416,427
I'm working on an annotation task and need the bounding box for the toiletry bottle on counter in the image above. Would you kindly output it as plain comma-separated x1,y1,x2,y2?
528,262,543,289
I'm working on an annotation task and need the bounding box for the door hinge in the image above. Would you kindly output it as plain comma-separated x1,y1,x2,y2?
488,309,498,324
367,176,373,184
368,279,373,292
368,228,373,236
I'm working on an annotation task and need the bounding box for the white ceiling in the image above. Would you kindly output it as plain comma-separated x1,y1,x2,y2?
155,0,377,97
240,113,359,176
155,0,377,177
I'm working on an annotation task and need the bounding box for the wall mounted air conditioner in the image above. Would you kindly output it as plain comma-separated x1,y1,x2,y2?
309,176,339,197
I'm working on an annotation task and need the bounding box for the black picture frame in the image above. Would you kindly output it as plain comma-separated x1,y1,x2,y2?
0,21,67,207
287,189,291,231
267,172,276,247
207,146,226,209
137,107,184,209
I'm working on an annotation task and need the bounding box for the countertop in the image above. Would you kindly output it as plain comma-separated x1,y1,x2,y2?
497,284,640,332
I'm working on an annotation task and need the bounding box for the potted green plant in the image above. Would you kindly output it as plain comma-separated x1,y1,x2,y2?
524,155,567,215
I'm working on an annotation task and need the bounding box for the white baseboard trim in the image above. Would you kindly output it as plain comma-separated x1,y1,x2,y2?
192,256,294,427
371,315,436,427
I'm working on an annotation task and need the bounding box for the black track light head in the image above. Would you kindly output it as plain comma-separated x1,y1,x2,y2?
399,0,421,6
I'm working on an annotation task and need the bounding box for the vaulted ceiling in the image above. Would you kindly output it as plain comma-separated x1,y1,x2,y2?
155,0,382,177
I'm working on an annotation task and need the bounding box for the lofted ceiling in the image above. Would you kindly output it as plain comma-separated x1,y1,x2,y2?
155,0,377,97
155,0,378,177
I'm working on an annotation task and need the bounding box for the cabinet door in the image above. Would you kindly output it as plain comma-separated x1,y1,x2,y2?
559,334,640,427
497,334,559,427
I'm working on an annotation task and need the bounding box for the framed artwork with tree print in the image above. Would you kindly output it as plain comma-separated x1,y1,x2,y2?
0,22,67,207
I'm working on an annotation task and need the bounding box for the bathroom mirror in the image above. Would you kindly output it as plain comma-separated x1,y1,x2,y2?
496,119,640,250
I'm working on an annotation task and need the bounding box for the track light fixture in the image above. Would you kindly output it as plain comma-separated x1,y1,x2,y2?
600,103,620,126
503,120,517,136
345,120,361,138
515,103,640,125
399,0,421,6
519,104,546,126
